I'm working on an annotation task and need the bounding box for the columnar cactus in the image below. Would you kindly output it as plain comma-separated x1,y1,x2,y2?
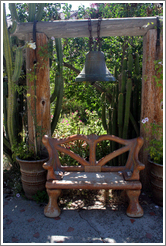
101,52,141,164
51,38,64,135
3,4,23,148
3,3,64,164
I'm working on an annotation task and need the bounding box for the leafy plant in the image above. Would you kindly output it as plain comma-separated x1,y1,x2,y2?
11,141,38,161
32,190,49,204
53,110,106,138
141,117,163,164
152,59,163,91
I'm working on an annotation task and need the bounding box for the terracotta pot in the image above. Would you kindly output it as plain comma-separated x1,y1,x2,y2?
16,157,48,200
149,158,163,206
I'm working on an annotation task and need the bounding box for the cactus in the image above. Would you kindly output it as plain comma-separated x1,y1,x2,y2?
3,78,8,139
101,52,141,166
128,53,133,75
122,78,132,139
28,3,37,22
134,52,140,75
3,4,23,150
9,3,19,22
8,21,17,35
101,92,108,132
51,38,64,135
36,3,45,21
118,93,124,138
12,47,23,82
133,53,141,123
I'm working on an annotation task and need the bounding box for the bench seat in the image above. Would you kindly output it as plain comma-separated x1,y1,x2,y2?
46,171,142,190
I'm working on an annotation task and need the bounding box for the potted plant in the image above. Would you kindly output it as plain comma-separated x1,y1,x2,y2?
141,117,163,206
11,127,49,200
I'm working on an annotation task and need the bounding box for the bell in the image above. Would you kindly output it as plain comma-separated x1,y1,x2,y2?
75,51,116,83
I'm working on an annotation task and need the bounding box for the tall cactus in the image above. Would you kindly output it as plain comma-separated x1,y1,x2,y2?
122,78,132,139
51,38,64,135
101,52,141,165
122,54,133,139
3,4,23,149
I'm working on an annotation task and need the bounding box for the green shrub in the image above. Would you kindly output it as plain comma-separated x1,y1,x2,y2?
53,110,111,166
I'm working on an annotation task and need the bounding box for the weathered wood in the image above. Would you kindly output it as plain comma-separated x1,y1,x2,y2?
12,17,162,40
140,29,163,189
26,33,51,155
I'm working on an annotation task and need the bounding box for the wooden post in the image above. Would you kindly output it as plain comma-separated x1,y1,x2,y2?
26,33,51,157
140,29,163,189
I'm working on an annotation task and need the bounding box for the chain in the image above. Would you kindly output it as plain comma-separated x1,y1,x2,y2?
88,18,93,51
97,17,102,51
88,17,102,51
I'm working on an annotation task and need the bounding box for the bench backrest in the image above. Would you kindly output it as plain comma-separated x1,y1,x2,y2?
42,134,144,173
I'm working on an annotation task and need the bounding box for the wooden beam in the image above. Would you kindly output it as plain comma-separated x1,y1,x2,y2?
140,29,163,189
12,16,162,40
26,33,51,155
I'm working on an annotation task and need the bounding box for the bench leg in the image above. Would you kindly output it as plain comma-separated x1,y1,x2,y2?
126,189,144,218
44,189,61,218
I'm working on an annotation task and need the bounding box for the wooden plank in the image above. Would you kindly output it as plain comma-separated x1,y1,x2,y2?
12,16,162,40
84,166,101,172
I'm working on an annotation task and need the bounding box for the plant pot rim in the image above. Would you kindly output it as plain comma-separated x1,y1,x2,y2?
16,156,49,163
148,157,163,166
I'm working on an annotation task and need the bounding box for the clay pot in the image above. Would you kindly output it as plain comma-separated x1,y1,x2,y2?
149,158,163,206
16,157,48,200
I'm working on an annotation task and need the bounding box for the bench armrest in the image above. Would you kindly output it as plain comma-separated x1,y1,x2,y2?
42,135,63,181
43,158,56,180
123,137,145,181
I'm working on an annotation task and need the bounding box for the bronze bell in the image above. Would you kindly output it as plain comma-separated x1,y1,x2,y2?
75,51,116,83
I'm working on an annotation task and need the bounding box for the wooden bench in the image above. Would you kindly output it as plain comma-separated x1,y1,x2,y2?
42,134,145,218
